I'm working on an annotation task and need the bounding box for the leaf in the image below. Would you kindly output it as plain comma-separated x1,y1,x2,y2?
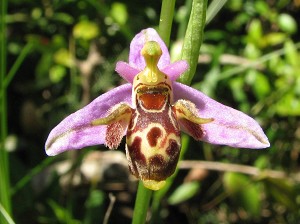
73,20,100,40
248,19,263,46
275,92,300,116
244,43,261,59
223,172,261,217
229,76,247,103
36,52,53,78
168,181,200,205
263,32,286,47
52,12,74,25
254,155,270,169
84,190,105,224
251,71,271,99
49,65,66,83
264,178,298,211
284,40,299,67
254,1,270,15
278,13,297,34
48,200,81,224
110,2,128,25
53,48,73,67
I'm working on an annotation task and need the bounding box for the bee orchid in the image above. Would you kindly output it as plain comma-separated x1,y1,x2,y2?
45,28,270,190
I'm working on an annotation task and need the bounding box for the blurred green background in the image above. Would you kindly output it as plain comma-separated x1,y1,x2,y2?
3,0,300,223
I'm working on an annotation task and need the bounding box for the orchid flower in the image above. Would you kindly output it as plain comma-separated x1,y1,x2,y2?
45,28,270,190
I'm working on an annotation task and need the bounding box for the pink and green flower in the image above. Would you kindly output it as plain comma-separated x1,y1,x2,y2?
45,28,269,190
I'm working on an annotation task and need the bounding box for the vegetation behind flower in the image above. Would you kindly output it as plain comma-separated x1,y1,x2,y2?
1,0,300,223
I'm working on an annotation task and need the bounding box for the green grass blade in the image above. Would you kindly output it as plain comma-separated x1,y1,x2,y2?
206,0,227,24
0,0,12,223
0,203,15,224
4,42,33,88
159,0,176,47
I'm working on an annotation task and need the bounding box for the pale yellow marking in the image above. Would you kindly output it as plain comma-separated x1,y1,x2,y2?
127,111,139,132
143,180,166,191
127,123,180,161
168,106,178,130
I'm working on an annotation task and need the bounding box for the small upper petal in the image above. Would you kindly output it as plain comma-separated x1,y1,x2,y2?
45,83,132,156
162,60,189,81
115,61,139,83
116,28,189,84
116,59,188,84
173,82,270,149
129,28,170,70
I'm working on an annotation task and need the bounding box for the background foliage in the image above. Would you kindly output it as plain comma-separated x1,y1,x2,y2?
2,0,300,223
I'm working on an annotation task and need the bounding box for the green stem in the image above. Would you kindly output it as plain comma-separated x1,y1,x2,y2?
178,0,208,85
0,42,33,100
0,0,12,223
132,182,153,224
158,0,176,47
0,203,15,224
4,42,33,88
177,0,192,39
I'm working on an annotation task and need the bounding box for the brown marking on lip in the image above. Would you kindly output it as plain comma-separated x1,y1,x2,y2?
129,96,182,138
147,127,162,147
149,154,165,180
148,154,179,181
127,136,145,163
126,136,147,178
166,139,180,159
134,82,171,92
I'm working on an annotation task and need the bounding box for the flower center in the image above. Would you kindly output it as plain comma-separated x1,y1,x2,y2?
137,41,166,85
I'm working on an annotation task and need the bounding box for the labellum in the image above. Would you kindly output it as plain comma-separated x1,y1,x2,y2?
92,41,213,190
